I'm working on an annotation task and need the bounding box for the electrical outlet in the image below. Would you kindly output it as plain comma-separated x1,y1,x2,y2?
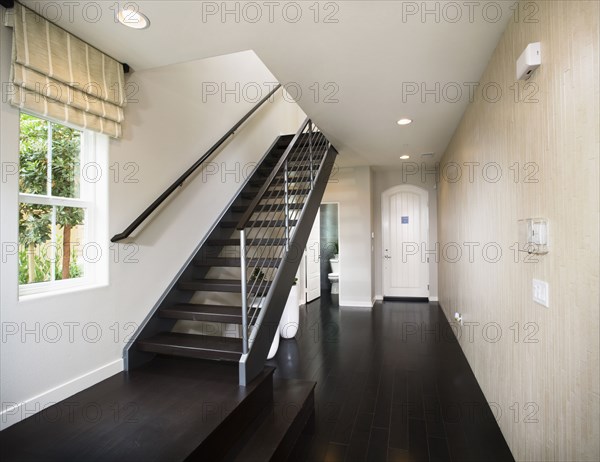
454,312,463,326
533,279,549,307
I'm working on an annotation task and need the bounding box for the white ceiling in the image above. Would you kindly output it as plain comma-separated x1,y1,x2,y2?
22,1,513,166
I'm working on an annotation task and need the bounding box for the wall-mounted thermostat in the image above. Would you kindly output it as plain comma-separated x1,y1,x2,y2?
516,42,541,80
518,218,549,254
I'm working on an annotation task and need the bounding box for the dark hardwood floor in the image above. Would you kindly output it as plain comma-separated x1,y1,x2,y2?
0,297,514,462
0,358,276,461
268,296,515,462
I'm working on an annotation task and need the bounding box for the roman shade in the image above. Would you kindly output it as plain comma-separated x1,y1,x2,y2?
4,3,126,138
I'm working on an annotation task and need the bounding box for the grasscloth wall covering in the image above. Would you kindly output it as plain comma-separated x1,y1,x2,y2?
438,1,599,461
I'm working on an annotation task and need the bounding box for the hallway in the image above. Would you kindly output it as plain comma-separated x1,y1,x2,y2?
269,299,514,461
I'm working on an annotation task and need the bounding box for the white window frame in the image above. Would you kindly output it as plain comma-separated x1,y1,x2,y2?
18,112,107,297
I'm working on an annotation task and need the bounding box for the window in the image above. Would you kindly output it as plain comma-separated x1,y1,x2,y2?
18,113,102,295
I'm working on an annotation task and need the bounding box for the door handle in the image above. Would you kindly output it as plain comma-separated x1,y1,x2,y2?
384,255,391,259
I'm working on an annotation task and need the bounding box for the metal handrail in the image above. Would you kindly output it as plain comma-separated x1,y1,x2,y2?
111,83,282,242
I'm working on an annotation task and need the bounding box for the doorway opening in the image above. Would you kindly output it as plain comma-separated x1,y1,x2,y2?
303,203,340,305
320,203,339,303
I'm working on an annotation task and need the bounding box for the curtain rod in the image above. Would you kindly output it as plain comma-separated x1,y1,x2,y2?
2,0,131,73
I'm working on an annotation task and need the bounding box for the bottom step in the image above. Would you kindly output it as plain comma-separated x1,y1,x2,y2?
225,379,316,462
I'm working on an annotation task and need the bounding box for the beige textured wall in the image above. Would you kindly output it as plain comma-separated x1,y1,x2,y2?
437,1,599,461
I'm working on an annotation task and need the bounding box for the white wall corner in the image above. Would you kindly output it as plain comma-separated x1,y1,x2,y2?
429,296,439,302
0,359,123,430
375,295,383,301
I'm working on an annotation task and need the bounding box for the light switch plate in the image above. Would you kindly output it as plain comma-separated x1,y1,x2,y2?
533,279,549,307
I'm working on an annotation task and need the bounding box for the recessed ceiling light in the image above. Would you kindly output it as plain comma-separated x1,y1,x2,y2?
397,118,413,126
400,155,411,160
118,8,150,29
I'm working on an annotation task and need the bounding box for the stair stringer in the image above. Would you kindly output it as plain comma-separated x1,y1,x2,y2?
239,145,338,386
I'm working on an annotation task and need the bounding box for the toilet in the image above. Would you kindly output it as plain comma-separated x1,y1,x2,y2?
328,257,339,294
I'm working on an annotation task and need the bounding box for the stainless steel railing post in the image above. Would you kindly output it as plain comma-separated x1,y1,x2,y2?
240,229,249,354
284,159,290,251
308,121,314,186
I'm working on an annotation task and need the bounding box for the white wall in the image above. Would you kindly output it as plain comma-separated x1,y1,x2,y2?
322,166,373,307
0,12,305,429
372,166,439,300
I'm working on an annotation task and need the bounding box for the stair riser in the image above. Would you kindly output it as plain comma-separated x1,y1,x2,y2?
225,380,317,462
185,371,275,461
271,387,316,462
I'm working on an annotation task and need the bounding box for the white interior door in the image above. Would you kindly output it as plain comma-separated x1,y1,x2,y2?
382,186,429,298
305,209,321,303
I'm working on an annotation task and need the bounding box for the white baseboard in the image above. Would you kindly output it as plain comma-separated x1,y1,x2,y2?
0,358,123,430
375,295,437,301
340,300,374,308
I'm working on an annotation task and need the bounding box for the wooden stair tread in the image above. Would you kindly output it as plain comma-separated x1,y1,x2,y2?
158,304,259,324
194,257,280,268
220,220,297,229
249,178,310,187
206,238,287,247
137,332,243,361
241,189,311,199
258,165,318,173
230,203,304,213
159,304,259,324
248,185,311,192
179,279,272,294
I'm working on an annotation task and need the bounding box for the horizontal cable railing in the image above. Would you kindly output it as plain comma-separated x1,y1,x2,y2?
111,83,282,242
237,118,330,355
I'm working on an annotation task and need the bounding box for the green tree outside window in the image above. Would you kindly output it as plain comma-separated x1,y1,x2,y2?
19,113,85,284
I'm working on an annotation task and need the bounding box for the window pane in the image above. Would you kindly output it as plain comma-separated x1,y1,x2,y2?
51,122,82,199
56,206,86,280
19,203,52,284
18,205,87,284
19,114,82,199
19,113,48,195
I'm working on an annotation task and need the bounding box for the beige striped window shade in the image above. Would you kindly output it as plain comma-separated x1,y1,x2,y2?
4,3,126,138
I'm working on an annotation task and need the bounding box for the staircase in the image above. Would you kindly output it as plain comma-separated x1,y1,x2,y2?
121,118,337,460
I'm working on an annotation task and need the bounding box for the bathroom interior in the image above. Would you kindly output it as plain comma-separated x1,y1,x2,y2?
320,203,339,303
